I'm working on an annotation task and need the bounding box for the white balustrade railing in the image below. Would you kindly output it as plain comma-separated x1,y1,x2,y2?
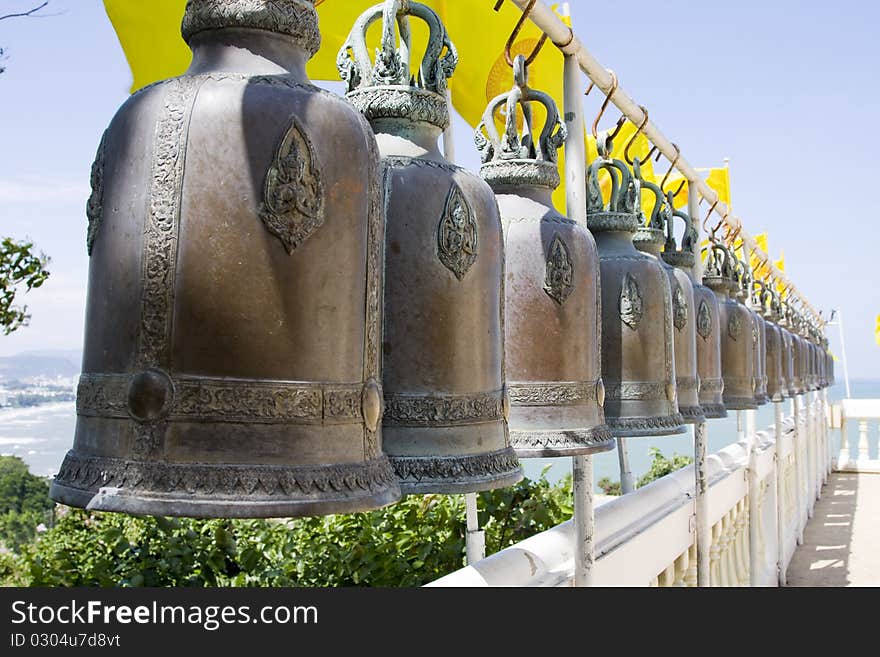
429,394,833,587
834,399,880,473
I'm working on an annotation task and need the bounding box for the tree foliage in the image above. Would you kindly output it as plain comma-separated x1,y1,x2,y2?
0,455,53,551
0,238,50,335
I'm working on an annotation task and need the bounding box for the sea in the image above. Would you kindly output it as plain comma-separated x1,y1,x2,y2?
2,380,879,491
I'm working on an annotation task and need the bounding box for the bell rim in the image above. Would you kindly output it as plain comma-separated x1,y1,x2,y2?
699,402,728,419
678,404,708,425
392,448,523,495
722,396,759,410
49,452,401,518
605,413,687,438
510,425,616,458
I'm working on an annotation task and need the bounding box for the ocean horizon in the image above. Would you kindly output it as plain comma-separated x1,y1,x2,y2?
2,379,878,492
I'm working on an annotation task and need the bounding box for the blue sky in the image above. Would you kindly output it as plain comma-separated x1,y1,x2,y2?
0,0,877,379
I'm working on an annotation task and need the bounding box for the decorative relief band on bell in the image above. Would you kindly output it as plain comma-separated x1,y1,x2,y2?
181,0,322,57
605,381,671,401
507,381,600,407
85,130,107,256
675,377,700,393
53,451,397,499
382,391,505,427
77,373,369,425
700,378,724,394
259,114,325,255
437,182,478,281
346,87,450,130
138,76,203,370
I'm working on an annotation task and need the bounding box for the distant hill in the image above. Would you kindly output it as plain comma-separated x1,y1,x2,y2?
0,351,81,382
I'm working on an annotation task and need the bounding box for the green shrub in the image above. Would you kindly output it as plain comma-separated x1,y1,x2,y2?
5,469,574,588
0,455,53,551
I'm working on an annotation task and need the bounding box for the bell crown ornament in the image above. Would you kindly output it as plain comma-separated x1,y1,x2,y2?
476,56,567,190
337,0,457,130
51,0,403,518
632,166,670,253
181,0,322,55
586,146,641,234
474,56,613,457
661,195,699,271
338,1,522,493
702,238,738,294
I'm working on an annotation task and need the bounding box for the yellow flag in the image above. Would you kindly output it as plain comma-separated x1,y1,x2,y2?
104,1,572,203
705,166,731,207
774,252,786,297
749,232,769,280
875,314,880,346
104,0,190,93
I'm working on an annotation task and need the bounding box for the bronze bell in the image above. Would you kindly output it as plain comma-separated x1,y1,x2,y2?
475,58,613,457
760,285,788,402
633,180,704,424
791,313,807,395
661,204,725,419
51,0,402,517
586,154,685,436
780,303,798,398
339,0,522,492
702,240,757,410
736,259,769,406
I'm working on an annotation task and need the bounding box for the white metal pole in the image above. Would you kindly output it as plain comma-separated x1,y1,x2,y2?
694,421,710,586
464,493,485,564
563,42,595,587
746,409,759,586
792,395,804,545
833,312,852,399
617,438,635,494
688,180,711,587
774,402,787,586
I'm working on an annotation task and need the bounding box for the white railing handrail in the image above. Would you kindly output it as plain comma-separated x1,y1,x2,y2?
429,411,805,588
428,390,841,588
838,398,880,420
501,0,822,325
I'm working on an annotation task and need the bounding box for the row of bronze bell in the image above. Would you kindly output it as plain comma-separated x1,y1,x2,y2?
49,0,833,519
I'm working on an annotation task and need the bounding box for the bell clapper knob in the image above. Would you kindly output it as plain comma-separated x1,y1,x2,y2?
596,379,606,408
362,378,383,434
666,382,677,404
127,369,174,424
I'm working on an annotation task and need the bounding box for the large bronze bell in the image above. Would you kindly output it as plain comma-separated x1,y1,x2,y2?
737,260,769,406
780,303,797,398
586,154,685,436
669,210,726,419
702,241,757,410
339,0,522,492
633,181,704,424
761,285,788,402
51,0,402,517
476,58,613,457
